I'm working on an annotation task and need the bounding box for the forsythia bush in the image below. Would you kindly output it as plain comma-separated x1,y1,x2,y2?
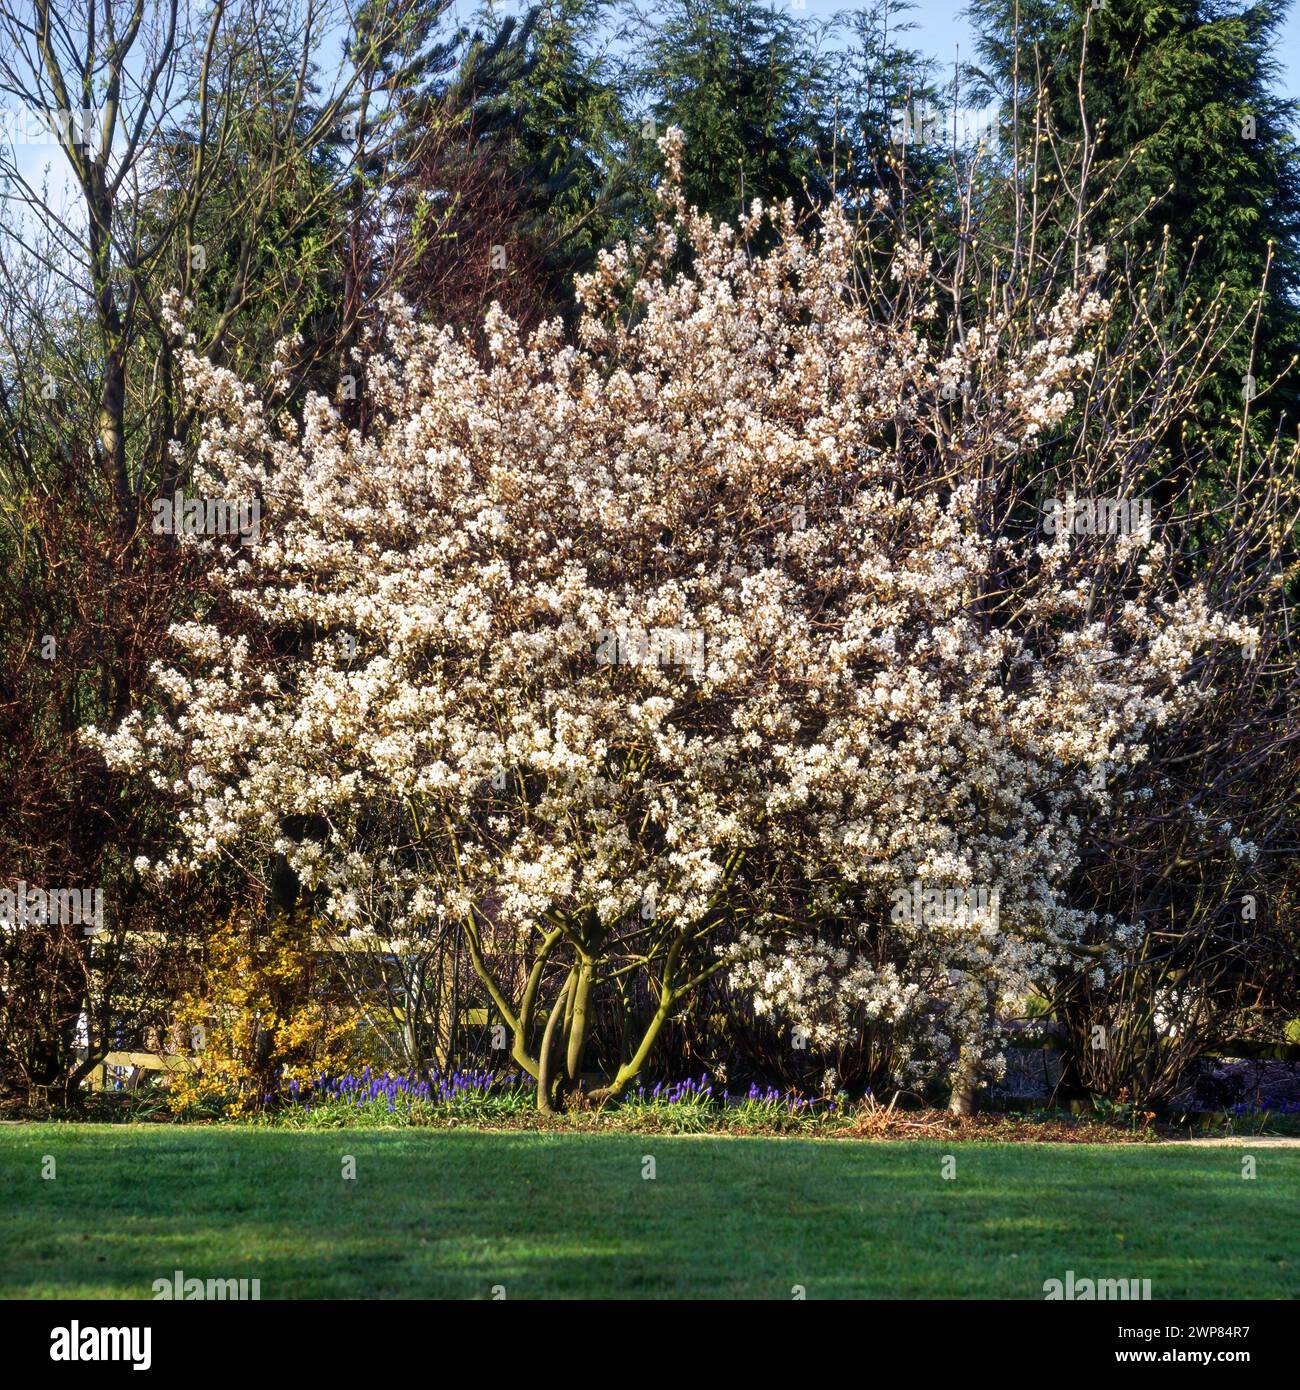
89,130,1276,1107
168,911,368,1116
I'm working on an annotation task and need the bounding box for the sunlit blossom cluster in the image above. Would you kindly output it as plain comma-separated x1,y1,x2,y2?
85,129,1254,1088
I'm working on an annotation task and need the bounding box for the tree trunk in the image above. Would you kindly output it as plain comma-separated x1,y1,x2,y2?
565,960,593,1085
536,975,573,1114
949,1045,982,1116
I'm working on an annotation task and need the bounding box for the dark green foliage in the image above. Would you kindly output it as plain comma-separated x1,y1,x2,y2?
457,0,635,313
632,0,835,220
968,0,1300,430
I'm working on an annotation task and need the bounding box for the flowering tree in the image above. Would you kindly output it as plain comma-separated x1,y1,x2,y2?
87,130,1264,1110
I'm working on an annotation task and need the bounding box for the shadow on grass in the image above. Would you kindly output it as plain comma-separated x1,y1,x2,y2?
1,1128,1295,1299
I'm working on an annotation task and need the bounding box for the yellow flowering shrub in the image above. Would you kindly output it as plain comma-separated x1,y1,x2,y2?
168,909,371,1117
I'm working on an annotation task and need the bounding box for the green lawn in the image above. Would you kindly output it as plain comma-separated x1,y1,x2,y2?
0,1125,1294,1299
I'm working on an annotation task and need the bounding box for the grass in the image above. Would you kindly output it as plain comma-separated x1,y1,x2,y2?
0,1124,1295,1299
